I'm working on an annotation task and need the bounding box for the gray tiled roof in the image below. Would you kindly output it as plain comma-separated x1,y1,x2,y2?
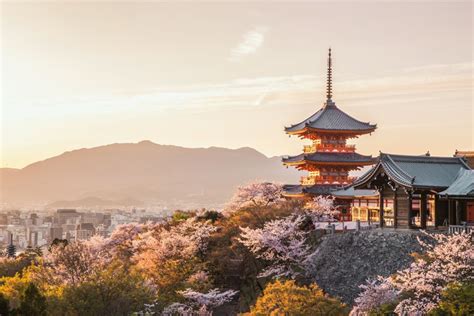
283,184,340,196
283,152,374,164
331,186,378,198
439,169,474,198
285,100,376,133
354,153,471,190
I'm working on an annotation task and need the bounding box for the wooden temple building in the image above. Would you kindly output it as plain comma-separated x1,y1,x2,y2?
347,153,474,229
280,49,474,229
282,49,376,198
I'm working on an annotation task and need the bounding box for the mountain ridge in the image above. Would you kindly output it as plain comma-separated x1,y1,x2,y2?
0,141,300,209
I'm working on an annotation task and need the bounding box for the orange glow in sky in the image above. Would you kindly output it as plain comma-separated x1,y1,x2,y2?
1,2,473,168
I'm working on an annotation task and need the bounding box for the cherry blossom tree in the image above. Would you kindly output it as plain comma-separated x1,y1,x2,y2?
393,232,473,314
351,231,474,315
350,276,399,315
224,182,284,215
132,218,217,272
303,195,339,223
178,288,238,308
161,302,194,315
42,240,108,285
105,222,161,261
238,214,314,278
161,289,237,316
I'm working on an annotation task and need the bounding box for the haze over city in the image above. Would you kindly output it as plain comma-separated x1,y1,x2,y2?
2,1,473,169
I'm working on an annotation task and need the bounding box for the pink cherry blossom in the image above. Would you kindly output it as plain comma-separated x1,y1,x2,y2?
238,214,314,278
224,181,284,215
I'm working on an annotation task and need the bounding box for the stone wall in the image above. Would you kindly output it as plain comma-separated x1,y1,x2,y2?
307,229,432,305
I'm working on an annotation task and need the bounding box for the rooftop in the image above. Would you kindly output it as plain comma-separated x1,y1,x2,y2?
285,100,377,135
283,152,375,165
283,184,340,196
331,186,378,199
439,169,474,199
354,153,471,190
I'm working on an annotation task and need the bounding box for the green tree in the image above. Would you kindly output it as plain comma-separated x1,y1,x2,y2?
18,283,47,316
430,282,474,316
59,261,153,316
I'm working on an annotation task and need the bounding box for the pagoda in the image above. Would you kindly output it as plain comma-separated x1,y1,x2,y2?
282,49,377,198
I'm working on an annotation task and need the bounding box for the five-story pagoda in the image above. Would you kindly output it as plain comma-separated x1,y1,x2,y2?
283,49,376,197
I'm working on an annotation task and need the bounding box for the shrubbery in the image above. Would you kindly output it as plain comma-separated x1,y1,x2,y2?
246,279,348,316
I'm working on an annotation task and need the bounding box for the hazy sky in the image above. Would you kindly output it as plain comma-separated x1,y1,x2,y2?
1,1,473,168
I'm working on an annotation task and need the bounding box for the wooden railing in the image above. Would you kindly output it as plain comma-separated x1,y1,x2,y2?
303,144,356,153
303,145,317,153
300,176,351,186
448,225,474,234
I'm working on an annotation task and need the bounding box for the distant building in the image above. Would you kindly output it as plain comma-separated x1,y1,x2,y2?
49,226,63,242
0,214,7,225
56,209,80,225
27,229,39,247
75,223,95,241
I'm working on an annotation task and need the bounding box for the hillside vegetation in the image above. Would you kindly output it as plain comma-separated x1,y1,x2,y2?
0,182,472,315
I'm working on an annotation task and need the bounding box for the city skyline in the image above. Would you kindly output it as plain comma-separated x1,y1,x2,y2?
2,1,473,168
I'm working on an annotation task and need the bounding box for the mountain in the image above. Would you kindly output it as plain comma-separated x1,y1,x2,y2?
0,141,300,209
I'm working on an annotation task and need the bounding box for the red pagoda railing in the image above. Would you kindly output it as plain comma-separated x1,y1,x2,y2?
301,176,353,186
303,144,356,154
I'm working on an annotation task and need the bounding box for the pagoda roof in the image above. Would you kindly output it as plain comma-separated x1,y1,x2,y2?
282,152,375,166
438,169,474,199
285,100,377,135
354,153,471,190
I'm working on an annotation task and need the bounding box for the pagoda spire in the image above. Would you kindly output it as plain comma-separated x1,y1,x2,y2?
326,48,332,101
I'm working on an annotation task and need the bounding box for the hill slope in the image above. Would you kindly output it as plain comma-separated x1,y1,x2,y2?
0,141,300,209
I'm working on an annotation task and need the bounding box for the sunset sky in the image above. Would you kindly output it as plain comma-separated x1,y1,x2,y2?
1,1,473,169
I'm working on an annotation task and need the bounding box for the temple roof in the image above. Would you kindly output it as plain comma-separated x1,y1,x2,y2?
282,184,340,197
438,169,474,199
455,150,474,169
354,153,471,190
331,186,378,199
285,100,377,135
283,152,375,165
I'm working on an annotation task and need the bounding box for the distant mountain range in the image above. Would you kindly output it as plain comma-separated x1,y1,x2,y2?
0,141,300,209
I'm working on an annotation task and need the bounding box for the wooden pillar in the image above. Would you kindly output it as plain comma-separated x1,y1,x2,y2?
420,192,427,229
448,199,455,225
379,189,384,228
367,201,371,225
408,191,413,229
393,190,398,229
434,195,439,228
456,200,461,225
